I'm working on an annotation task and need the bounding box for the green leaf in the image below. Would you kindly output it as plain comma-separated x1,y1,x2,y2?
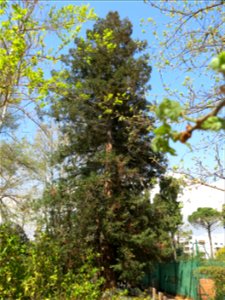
210,51,225,73
201,116,225,131
103,109,113,115
151,136,176,155
114,99,123,105
210,57,220,70
105,93,113,101
156,98,183,122
154,123,171,135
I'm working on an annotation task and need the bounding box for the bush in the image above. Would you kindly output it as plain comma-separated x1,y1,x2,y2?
215,247,225,261
0,227,104,299
23,235,103,299
197,265,225,300
0,223,28,299
22,233,64,299
61,254,104,300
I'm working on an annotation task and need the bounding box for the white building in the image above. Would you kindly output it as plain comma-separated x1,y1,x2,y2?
180,179,225,257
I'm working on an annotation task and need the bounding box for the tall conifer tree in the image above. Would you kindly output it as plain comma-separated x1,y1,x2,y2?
51,12,167,288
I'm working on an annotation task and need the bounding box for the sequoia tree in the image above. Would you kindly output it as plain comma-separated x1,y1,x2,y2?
51,12,167,288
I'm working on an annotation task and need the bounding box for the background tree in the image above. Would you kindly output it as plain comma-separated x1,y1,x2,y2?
0,222,28,298
153,177,183,261
0,0,96,129
188,207,221,258
0,139,39,223
0,0,96,223
222,204,225,228
51,11,167,288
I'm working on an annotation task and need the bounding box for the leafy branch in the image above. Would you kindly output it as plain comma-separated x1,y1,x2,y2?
152,51,225,154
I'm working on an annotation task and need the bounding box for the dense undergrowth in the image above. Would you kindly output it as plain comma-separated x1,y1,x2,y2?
0,224,104,299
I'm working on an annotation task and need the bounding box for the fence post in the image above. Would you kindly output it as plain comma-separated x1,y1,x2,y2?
152,287,157,300
158,292,163,300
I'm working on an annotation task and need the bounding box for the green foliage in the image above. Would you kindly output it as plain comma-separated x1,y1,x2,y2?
215,247,225,262
0,223,28,299
152,82,225,154
210,52,225,74
152,98,185,154
0,226,104,299
156,98,183,122
0,0,96,130
146,1,225,153
0,139,44,222
201,116,225,131
23,235,103,299
153,177,183,260
102,288,129,299
197,265,225,299
151,134,176,155
153,177,182,229
222,204,225,228
22,233,64,299
51,11,167,288
61,252,104,300
188,207,221,230
188,207,221,258
102,288,152,299
0,0,97,233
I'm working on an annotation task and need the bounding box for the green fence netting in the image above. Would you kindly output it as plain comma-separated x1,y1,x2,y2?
143,259,225,299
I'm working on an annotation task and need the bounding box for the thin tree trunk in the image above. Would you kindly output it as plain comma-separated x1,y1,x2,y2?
207,226,214,258
104,129,113,197
102,128,116,288
103,267,116,289
0,97,9,131
101,242,116,289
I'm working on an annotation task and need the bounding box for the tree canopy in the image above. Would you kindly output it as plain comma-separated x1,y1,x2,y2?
188,207,221,257
0,0,96,223
0,0,96,129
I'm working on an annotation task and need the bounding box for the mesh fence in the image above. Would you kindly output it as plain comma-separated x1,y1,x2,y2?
143,259,225,300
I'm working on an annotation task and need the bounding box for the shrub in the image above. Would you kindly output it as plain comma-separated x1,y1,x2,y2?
23,235,103,299
61,254,104,300
0,227,103,299
0,223,28,299
215,247,225,261
197,265,225,300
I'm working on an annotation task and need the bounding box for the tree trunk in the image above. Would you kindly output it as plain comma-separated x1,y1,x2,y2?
103,265,116,289
104,129,113,197
207,226,214,258
101,242,116,289
102,128,117,288
0,95,9,131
